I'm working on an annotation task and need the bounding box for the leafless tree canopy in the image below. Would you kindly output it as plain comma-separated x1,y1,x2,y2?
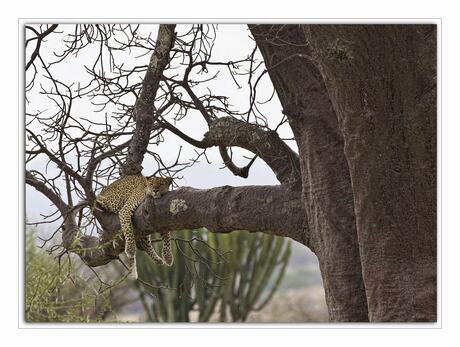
26,24,304,267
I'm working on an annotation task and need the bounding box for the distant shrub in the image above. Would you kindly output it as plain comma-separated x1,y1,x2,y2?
25,229,110,322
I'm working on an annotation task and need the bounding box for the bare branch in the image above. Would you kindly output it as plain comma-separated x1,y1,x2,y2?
25,24,304,271
25,24,58,71
203,117,301,189
219,146,257,178
26,170,69,214
123,24,177,175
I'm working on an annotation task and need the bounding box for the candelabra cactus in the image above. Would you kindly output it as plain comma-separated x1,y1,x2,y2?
134,229,291,322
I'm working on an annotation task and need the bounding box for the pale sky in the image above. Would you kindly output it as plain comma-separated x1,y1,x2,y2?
24,23,322,310
26,24,296,222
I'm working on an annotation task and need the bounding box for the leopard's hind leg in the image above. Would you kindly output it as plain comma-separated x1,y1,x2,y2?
137,235,166,265
161,232,173,266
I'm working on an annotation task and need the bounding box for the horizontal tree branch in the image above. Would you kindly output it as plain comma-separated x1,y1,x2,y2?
75,185,308,267
135,185,306,242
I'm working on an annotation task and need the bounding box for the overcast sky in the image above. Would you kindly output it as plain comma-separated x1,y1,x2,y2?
24,23,323,304
26,24,298,222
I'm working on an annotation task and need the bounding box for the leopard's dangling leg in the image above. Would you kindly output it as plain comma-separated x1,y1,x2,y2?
161,232,173,266
149,191,173,266
137,235,166,265
119,204,138,279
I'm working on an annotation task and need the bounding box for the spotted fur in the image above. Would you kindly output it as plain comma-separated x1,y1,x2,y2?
96,175,174,279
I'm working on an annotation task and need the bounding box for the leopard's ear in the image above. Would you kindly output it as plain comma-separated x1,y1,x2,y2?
166,177,173,185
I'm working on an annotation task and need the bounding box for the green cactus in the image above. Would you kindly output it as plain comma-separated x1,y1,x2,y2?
134,229,291,322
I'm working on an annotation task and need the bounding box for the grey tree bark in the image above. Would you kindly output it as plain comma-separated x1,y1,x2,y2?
76,185,306,267
250,24,369,322
250,24,437,322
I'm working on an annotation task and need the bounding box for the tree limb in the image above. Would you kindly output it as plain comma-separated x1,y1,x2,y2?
25,24,58,71
202,117,301,189
26,170,69,214
123,24,176,175
218,146,257,178
74,185,308,267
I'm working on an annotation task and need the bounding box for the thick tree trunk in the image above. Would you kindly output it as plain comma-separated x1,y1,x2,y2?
250,25,369,322
251,24,437,322
303,25,437,321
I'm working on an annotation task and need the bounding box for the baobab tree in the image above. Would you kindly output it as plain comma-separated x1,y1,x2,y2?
25,23,436,322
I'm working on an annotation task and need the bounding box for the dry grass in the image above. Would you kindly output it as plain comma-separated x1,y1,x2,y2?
246,286,328,323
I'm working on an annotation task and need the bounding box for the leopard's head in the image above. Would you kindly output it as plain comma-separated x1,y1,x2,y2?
147,176,173,197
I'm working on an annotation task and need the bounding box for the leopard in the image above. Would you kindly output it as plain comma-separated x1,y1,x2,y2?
95,175,174,279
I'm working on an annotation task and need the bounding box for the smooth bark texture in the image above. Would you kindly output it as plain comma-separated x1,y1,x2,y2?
303,25,437,321
250,24,369,321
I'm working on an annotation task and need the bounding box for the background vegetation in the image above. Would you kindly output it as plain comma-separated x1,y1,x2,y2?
25,228,111,322
25,226,326,322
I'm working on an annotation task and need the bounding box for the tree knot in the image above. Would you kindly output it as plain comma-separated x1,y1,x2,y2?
169,199,188,215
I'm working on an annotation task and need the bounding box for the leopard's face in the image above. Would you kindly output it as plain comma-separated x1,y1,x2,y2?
146,177,173,197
